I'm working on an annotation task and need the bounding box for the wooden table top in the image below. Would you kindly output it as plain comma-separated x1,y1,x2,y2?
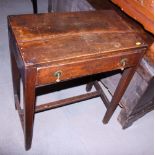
8,10,146,67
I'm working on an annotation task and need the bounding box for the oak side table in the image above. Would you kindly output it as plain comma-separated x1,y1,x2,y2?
8,10,147,150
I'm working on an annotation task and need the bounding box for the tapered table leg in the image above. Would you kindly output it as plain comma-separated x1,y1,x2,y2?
10,48,20,110
23,68,36,150
103,67,137,124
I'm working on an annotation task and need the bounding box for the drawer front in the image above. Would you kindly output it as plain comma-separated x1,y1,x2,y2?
36,52,142,86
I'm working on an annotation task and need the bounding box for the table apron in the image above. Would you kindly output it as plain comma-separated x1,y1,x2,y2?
36,51,142,86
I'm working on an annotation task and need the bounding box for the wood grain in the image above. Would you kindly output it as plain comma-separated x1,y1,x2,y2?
8,10,147,150
112,0,154,33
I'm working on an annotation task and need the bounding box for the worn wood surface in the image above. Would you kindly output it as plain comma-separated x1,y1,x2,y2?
30,0,153,64
8,10,147,150
86,0,154,129
8,10,147,86
111,0,154,34
88,0,154,65
111,0,154,64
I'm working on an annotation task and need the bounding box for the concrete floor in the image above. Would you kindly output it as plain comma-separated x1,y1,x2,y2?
0,0,154,154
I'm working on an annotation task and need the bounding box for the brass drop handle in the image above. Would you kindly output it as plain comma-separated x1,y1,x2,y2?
54,71,62,82
120,58,127,71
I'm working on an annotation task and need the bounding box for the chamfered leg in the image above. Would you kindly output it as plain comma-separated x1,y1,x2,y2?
10,47,20,109
23,67,36,150
103,66,137,124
